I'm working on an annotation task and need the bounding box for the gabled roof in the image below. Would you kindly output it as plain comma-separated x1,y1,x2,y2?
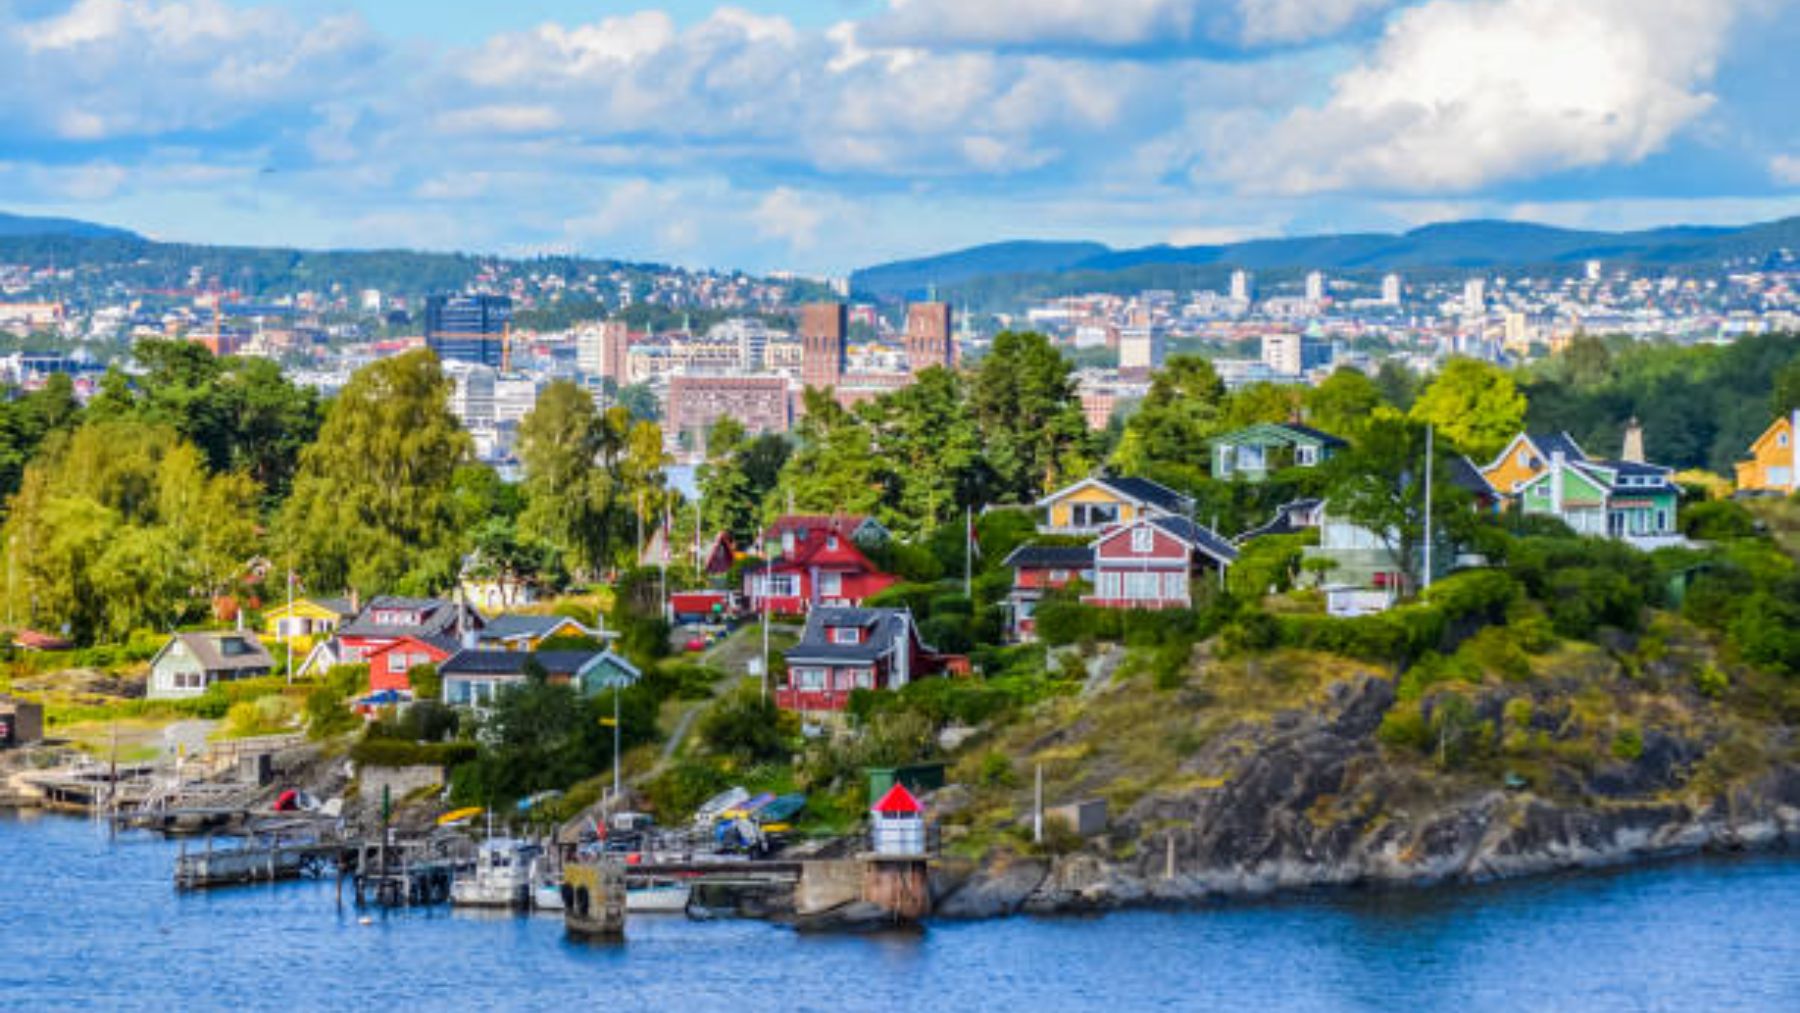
1002,544,1095,569
766,515,886,540
1211,421,1347,450
872,783,923,814
1487,431,1588,472
1143,515,1239,565
365,633,461,657
439,648,611,679
338,595,478,641
1446,455,1498,499
1235,498,1324,544
479,614,588,642
1035,474,1191,514
156,632,273,673
786,607,932,665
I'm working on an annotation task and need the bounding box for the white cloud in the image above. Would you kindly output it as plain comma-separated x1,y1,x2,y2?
1772,154,1800,186
434,105,562,135
1222,0,1748,194
751,188,830,249
865,0,1392,50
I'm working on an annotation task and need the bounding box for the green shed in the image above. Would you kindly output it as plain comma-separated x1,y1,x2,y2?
867,762,947,801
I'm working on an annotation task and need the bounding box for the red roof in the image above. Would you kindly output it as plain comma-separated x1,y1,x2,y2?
871,783,923,815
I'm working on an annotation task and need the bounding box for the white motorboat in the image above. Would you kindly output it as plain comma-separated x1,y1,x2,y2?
452,838,540,910
627,878,691,913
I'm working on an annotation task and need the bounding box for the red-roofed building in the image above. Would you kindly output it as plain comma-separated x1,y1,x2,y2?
744,515,896,615
871,783,923,814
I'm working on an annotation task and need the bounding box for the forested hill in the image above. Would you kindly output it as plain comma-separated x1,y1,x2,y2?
0,212,137,240
852,217,1800,301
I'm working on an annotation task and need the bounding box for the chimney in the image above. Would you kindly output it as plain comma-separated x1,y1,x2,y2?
349,588,360,615
1551,450,1566,513
1621,417,1645,464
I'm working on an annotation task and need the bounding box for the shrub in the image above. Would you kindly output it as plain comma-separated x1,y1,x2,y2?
1693,664,1730,700
1611,725,1645,762
644,759,731,821
224,695,299,738
1680,499,1758,541
697,685,796,764
351,738,477,768
407,663,441,702
1377,704,1431,751
978,751,1017,788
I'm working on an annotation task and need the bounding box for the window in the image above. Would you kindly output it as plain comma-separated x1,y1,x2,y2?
817,572,843,597
794,667,826,690
1164,572,1186,599
856,669,875,690
760,574,798,598
1049,569,1069,583
1296,445,1317,466
1780,432,1790,448
1124,571,1161,600
829,626,860,645
1655,509,1668,532
1131,527,1155,553
1072,503,1119,528
1099,572,1122,599
826,534,840,550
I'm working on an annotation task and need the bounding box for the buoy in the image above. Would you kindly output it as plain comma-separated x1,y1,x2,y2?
358,916,373,926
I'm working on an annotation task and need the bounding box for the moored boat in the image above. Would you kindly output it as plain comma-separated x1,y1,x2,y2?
626,878,690,913
451,838,539,910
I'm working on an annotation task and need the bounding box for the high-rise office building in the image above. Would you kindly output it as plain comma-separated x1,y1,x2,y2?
1305,271,1326,305
800,302,847,390
1230,269,1254,304
1381,273,1402,306
904,302,954,373
424,294,511,367
1463,278,1487,316
575,320,629,382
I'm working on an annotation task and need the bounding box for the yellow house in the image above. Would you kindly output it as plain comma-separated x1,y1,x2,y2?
1735,411,1799,494
1479,431,1589,504
263,596,357,649
1037,475,1192,535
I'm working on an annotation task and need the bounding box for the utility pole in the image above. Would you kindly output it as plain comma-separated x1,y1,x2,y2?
1423,425,1435,593
964,505,973,600
1033,763,1044,845
612,687,621,803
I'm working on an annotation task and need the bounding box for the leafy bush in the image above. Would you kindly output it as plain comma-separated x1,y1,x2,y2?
696,684,797,764
406,663,441,702
1729,592,1800,674
1611,725,1645,762
1693,664,1730,700
352,738,477,768
644,759,730,821
224,695,300,738
1681,499,1758,541
1377,704,1431,751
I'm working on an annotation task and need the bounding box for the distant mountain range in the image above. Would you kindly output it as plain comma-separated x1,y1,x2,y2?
0,212,138,241
852,217,1800,301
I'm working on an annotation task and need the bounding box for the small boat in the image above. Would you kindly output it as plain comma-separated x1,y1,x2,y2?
438,807,484,827
626,878,691,914
452,838,540,910
529,855,564,912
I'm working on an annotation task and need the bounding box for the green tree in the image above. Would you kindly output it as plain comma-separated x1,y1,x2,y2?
698,418,757,542
773,388,888,519
1410,358,1528,460
866,367,982,538
280,350,471,595
1306,368,1386,440
1111,355,1226,478
518,379,610,578
1323,415,1475,596
971,331,1091,500
1374,360,1420,412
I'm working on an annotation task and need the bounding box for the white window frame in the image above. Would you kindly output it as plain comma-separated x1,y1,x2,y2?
1296,445,1317,466
1130,527,1155,553
829,626,860,645
1124,571,1161,600
817,571,843,597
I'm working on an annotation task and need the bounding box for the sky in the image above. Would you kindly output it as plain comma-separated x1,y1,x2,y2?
1,0,1798,274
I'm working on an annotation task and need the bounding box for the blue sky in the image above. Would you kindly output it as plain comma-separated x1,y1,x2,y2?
2,0,1798,274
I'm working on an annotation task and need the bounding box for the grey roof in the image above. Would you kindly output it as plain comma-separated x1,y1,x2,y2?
1530,431,1588,461
338,595,476,640
1212,421,1348,449
314,597,357,618
480,614,585,641
1002,544,1094,569
1101,476,1191,515
786,607,930,665
440,648,608,678
1446,455,1498,498
1146,516,1239,564
164,632,273,673
1236,498,1324,543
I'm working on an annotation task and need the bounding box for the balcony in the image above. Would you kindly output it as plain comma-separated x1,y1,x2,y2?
774,687,854,712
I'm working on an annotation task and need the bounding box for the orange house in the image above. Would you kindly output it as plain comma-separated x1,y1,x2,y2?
1479,431,1589,504
1735,411,1799,495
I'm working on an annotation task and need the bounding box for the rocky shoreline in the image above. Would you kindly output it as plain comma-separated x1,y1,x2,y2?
931,676,1800,919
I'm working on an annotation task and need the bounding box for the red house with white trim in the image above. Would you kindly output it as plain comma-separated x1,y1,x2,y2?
1084,516,1237,611
365,634,460,694
744,515,897,616
776,607,948,713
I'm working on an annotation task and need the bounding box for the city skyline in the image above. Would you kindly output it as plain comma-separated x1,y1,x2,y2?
3,0,1799,273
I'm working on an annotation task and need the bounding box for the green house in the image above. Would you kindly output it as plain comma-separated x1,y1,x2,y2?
1211,422,1347,481
1517,457,1680,545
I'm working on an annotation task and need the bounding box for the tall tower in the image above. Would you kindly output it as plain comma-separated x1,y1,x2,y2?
602,320,629,385
800,302,847,390
904,302,954,373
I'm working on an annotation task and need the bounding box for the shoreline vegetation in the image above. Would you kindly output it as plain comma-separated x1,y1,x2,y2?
1,333,1798,925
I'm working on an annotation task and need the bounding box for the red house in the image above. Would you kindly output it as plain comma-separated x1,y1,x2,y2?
744,515,897,616
329,595,481,695
1001,544,1094,641
776,607,947,713
1085,517,1237,611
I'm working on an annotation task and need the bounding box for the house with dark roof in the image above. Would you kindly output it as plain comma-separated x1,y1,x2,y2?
744,515,897,615
777,607,949,713
1085,516,1238,610
1479,430,1589,503
1235,498,1326,544
262,596,357,650
297,595,484,688
475,613,597,651
147,632,274,700
1035,474,1192,536
439,648,640,708
1210,422,1347,481
1516,456,1682,546
1001,543,1095,640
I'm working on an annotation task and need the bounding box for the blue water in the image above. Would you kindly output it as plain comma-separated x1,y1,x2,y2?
2,812,1798,1011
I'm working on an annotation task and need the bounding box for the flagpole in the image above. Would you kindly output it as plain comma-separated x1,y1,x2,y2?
964,505,973,599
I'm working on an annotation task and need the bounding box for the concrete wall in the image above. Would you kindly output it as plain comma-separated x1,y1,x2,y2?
357,764,444,806
795,860,863,915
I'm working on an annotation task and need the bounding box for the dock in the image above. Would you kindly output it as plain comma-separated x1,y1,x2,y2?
175,836,340,890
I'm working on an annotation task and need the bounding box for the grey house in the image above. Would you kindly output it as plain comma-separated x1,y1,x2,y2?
147,632,275,699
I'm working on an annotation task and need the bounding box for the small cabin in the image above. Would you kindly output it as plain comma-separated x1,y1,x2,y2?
147,632,275,700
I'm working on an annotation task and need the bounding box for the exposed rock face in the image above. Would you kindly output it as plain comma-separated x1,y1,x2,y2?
933,676,1800,919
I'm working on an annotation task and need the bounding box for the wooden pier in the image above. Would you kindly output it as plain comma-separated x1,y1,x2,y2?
175,836,339,890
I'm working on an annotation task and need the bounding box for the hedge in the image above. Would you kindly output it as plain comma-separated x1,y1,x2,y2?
350,738,478,768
